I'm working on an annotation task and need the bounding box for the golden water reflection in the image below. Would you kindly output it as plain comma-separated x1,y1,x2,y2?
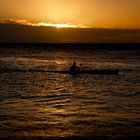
0,51,140,139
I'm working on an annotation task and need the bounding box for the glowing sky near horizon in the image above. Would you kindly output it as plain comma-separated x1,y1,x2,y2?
0,0,140,28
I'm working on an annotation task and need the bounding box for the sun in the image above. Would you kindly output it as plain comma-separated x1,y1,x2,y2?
54,23,76,28
38,22,77,28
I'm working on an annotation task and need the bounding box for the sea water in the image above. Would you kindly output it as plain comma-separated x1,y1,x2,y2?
0,44,140,139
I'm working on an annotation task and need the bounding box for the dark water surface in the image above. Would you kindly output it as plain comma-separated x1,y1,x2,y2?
0,44,140,139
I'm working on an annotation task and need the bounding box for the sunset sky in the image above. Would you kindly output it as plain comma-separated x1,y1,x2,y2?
0,0,140,28
0,0,140,43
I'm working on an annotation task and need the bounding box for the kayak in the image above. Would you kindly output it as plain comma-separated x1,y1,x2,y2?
45,70,119,75
0,69,119,75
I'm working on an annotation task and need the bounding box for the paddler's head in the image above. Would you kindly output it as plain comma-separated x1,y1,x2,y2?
73,62,76,66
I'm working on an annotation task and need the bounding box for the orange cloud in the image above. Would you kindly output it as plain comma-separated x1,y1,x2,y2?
0,19,91,28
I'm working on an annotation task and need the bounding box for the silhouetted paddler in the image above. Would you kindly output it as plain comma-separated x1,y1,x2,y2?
69,62,79,74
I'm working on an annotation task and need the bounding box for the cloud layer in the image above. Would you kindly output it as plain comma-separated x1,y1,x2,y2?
0,20,140,43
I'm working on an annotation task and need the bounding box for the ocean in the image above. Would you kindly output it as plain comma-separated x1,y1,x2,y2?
0,44,140,139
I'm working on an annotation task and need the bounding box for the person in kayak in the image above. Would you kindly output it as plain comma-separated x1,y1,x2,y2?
69,62,79,74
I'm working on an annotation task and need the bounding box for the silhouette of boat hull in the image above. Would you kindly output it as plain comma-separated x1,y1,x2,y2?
0,69,119,75
48,70,119,75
